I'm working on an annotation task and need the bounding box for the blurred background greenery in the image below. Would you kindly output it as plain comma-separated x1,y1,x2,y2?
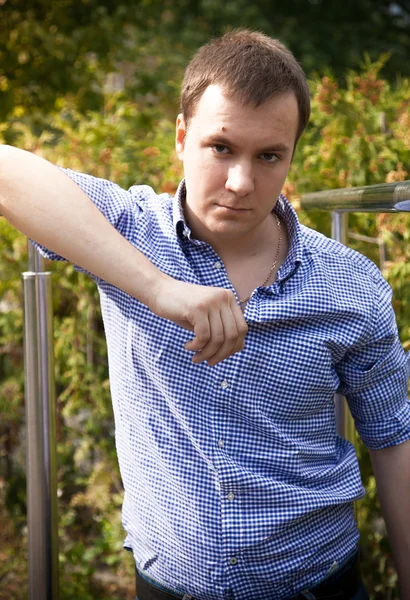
0,0,409,598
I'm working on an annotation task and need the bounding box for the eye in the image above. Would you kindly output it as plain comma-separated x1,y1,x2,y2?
211,144,230,155
260,152,279,163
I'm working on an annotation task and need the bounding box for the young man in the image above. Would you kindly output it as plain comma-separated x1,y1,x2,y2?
1,30,409,600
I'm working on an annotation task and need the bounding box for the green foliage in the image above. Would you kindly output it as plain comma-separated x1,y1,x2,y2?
2,0,410,127
1,25,410,599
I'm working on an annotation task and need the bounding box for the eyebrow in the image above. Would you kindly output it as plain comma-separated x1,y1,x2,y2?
201,134,290,154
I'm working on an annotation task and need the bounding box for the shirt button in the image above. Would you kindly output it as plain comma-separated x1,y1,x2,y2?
220,380,229,389
217,439,224,448
214,261,222,269
229,557,238,566
227,492,235,501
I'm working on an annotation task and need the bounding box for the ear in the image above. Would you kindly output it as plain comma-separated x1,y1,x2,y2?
175,113,187,161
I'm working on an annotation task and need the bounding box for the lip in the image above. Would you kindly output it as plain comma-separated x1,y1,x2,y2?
216,205,250,212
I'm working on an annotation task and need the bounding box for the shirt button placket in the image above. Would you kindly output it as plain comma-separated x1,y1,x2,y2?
218,381,229,448
217,379,229,453
217,375,239,576
224,488,239,568
217,380,229,449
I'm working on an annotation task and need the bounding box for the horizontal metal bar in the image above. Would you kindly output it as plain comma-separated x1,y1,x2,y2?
301,180,410,212
347,231,379,244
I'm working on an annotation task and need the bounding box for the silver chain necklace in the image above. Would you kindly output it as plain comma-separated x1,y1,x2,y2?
238,215,282,305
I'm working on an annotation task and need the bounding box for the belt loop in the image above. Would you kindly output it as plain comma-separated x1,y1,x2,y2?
300,592,316,600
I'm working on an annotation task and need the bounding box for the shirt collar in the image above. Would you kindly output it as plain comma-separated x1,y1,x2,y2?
274,193,304,282
172,180,304,278
173,179,192,240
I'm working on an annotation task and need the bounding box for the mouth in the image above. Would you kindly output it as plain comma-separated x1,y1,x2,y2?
216,204,250,213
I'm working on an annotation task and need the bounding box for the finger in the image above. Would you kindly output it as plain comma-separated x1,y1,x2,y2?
230,298,248,351
206,300,247,365
174,319,194,331
204,304,240,366
191,309,225,364
184,309,211,352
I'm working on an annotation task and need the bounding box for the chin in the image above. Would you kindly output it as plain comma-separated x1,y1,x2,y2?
208,221,250,239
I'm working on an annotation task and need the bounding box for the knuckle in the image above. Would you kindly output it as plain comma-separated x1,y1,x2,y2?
239,322,248,335
220,289,233,302
196,300,208,313
196,333,210,345
233,336,245,349
226,330,238,342
213,333,225,344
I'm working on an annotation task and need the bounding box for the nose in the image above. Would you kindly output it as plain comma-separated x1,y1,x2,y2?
225,161,255,197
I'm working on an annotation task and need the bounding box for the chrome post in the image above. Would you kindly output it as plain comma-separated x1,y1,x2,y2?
23,243,59,600
330,212,355,443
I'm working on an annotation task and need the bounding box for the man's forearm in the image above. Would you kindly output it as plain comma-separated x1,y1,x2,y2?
369,438,410,599
0,145,163,306
0,145,247,365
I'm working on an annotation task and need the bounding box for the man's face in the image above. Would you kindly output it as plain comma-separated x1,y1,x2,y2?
175,84,299,244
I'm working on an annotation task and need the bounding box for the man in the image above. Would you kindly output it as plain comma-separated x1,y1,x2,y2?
1,29,409,600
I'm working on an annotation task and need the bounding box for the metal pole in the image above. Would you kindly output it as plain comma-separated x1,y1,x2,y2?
331,212,356,444
23,244,59,600
331,210,347,244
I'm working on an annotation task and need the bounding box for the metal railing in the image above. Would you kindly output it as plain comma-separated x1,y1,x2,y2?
20,179,410,598
301,180,410,213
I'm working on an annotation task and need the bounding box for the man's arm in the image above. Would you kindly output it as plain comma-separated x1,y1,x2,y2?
369,438,410,599
0,145,247,366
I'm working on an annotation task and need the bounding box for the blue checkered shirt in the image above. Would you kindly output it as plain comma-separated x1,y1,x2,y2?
33,171,410,600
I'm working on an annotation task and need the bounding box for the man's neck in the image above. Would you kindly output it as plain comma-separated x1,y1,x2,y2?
187,209,280,263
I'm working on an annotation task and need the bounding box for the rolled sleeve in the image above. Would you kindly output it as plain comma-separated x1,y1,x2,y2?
336,274,410,450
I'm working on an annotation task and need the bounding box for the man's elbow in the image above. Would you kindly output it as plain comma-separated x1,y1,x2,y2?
0,145,31,217
0,145,16,214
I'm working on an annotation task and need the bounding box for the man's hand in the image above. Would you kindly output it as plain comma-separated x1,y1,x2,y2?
150,276,248,366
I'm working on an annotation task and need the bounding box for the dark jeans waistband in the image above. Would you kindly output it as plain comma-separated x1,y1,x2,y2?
135,549,364,600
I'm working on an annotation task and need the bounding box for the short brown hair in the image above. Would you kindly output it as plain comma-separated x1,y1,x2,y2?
181,29,311,145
